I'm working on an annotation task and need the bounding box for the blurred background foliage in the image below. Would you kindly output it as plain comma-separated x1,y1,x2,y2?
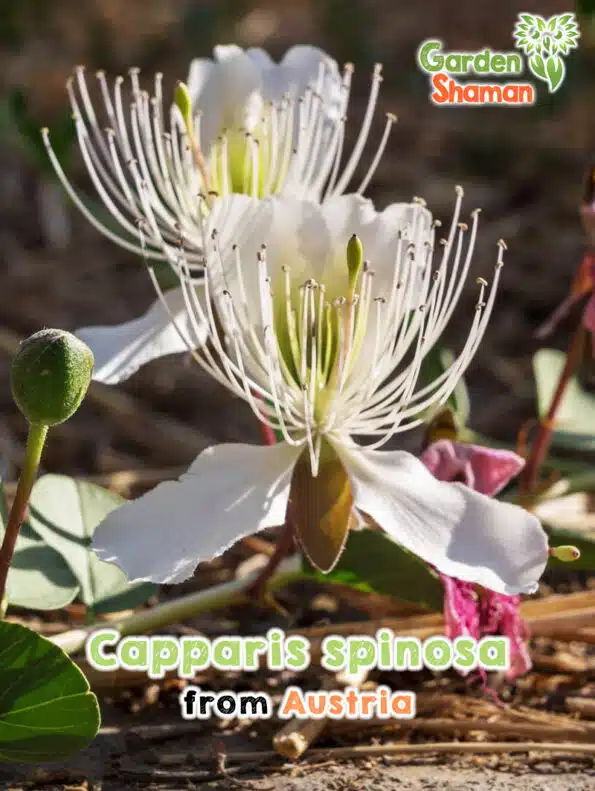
0,0,594,479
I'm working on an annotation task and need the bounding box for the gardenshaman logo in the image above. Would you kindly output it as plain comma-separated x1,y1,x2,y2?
417,12,580,106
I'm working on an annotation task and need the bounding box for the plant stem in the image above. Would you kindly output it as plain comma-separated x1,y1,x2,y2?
504,468,595,506
51,556,304,656
245,522,295,599
260,421,278,446
0,422,48,606
520,324,585,497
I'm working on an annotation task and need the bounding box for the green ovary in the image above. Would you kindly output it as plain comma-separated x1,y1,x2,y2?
216,129,265,195
208,108,292,197
271,242,369,422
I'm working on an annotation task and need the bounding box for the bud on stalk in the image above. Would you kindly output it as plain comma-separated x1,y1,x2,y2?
0,330,94,609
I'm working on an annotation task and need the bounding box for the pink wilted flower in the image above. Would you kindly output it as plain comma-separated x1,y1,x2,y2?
421,438,532,679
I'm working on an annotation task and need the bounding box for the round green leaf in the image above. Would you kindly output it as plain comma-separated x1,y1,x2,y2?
0,620,100,763
4,524,79,610
533,349,595,451
91,581,157,615
27,475,156,609
0,480,78,611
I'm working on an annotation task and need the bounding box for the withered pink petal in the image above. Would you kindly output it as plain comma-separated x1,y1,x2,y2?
421,439,524,496
441,575,532,680
479,592,532,680
420,440,468,485
460,444,525,497
441,573,480,641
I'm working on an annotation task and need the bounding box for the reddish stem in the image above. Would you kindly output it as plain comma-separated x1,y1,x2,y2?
0,423,48,606
260,421,277,446
0,479,30,604
244,522,295,600
520,323,585,496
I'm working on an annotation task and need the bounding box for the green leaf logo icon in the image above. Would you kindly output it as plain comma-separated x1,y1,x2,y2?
513,12,580,93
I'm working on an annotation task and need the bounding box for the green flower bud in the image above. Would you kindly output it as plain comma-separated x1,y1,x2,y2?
11,329,94,426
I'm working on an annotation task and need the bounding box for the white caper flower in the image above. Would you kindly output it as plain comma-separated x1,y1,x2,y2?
44,45,394,383
92,191,549,594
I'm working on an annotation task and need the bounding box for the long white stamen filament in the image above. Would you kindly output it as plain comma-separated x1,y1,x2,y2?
145,187,500,454
341,191,471,416
48,55,500,459
45,57,392,262
356,112,396,195
328,63,385,198
322,64,353,198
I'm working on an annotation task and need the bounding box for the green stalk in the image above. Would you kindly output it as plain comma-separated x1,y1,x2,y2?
0,423,48,607
51,556,304,656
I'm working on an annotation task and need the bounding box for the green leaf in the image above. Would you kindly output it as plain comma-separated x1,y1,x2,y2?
533,349,595,451
3,524,79,611
545,55,565,93
419,345,470,426
27,475,156,611
0,620,99,763
305,528,444,611
92,580,157,615
0,479,78,611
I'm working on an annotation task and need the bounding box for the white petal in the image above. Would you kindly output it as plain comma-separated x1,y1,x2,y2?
337,444,549,595
199,47,263,145
213,44,246,63
186,58,216,104
280,46,341,108
212,195,330,317
321,194,377,245
319,197,432,287
281,45,331,71
93,442,300,584
358,202,433,286
245,47,276,71
209,194,273,311
317,194,376,286
290,199,333,281
76,286,205,384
